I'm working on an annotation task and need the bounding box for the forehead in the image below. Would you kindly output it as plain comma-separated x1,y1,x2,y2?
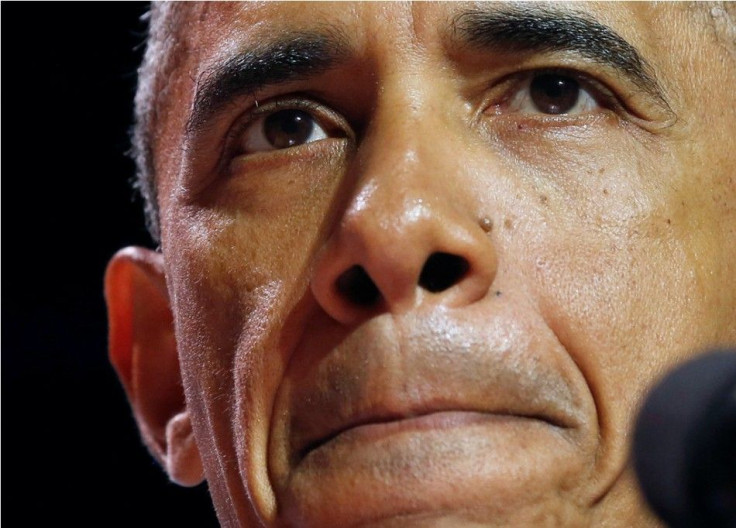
174,2,681,58
175,2,682,33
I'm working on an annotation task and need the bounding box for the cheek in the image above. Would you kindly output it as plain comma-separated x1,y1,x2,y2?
473,121,717,469
526,218,710,489
164,142,349,363
532,237,697,393
159,156,344,517
489,119,698,351
162,193,330,400
162,208,291,438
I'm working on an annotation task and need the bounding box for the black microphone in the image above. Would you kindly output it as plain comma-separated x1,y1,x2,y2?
633,349,736,528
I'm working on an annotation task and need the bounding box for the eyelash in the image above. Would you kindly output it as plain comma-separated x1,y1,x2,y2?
225,97,329,154
491,67,625,118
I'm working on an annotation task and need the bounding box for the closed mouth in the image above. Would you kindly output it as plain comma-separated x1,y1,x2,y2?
297,407,569,462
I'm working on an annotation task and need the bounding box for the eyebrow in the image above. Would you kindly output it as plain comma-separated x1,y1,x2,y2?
452,5,666,104
188,31,349,134
188,6,667,133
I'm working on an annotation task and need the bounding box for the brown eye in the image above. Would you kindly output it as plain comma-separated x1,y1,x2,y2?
529,74,581,114
264,109,318,148
241,108,328,153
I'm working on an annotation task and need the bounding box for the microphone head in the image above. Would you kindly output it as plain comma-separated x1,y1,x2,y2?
633,349,736,528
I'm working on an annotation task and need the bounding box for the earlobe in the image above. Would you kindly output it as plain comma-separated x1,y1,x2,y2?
104,246,204,487
166,411,205,487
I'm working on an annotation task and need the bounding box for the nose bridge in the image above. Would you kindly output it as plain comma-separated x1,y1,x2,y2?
361,77,439,194
349,123,439,247
310,80,497,325
347,81,455,239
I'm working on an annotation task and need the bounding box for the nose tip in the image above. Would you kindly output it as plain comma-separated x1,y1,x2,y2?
311,204,497,325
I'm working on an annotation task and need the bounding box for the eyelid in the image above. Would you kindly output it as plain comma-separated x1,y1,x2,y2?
227,98,320,152
489,67,625,118
224,96,351,159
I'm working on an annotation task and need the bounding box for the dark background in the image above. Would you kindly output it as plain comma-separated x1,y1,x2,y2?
3,3,219,525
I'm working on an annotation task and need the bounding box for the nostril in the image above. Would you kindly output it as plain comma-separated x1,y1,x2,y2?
336,265,381,306
419,252,469,293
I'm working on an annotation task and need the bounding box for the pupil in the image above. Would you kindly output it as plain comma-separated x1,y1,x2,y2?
264,109,314,149
530,74,580,114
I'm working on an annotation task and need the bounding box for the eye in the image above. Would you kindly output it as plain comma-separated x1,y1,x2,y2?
507,72,600,116
241,108,329,153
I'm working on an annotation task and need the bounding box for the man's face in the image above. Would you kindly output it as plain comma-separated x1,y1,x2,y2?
115,2,736,526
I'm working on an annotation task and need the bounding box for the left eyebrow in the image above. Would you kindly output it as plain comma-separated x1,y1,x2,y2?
188,31,350,134
451,5,668,105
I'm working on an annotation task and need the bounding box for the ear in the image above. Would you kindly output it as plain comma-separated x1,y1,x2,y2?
104,246,204,486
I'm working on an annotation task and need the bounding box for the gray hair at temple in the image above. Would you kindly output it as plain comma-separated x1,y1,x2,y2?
130,3,187,244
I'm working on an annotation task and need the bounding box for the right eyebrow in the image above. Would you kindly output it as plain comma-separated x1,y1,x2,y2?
187,31,350,134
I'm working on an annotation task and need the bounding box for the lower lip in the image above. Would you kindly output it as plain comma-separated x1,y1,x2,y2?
305,411,545,456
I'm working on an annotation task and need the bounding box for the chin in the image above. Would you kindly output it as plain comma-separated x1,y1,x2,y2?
274,417,590,528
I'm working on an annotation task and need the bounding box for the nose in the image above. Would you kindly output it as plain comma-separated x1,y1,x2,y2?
311,131,497,326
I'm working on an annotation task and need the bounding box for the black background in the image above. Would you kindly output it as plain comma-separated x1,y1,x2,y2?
3,3,219,525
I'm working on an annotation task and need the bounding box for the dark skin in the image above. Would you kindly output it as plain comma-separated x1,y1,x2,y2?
106,3,736,526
